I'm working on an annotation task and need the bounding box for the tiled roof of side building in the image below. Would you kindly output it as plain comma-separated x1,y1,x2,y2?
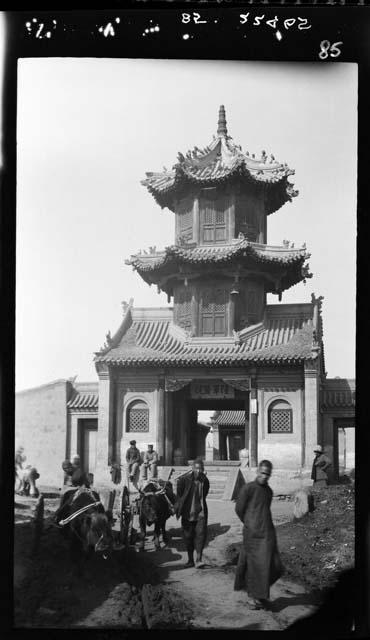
211,410,246,427
95,303,318,367
67,382,99,410
141,106,298,215
321,378,355,410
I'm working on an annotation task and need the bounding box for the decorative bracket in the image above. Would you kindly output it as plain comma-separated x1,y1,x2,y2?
223,378,251,392
165,378,192,393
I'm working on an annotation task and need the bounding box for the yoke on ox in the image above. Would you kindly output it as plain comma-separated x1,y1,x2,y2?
137,481,176,551
56,486,113,561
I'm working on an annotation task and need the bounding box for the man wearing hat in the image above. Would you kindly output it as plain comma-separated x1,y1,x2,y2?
126,440,141,481
143,444,158,480
311,445,332,487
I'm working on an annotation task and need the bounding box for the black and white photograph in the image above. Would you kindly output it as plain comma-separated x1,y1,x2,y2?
6,8,363,633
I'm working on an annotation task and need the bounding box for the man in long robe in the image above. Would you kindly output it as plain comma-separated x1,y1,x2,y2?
311,444,331,487
234,460,283,609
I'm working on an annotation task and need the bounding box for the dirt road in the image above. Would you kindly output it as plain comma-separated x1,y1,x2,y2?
137,500,317,630
14,495,317,629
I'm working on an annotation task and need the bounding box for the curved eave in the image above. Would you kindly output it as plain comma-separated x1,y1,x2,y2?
127,248,311,293
95,353,310,367
142,168,297,215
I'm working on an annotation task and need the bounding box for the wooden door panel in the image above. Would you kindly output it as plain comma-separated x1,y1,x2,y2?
214,316,226,335
202,315,214,336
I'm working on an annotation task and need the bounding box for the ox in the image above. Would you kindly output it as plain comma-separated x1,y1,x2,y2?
138,481,176,551
56,486,114,568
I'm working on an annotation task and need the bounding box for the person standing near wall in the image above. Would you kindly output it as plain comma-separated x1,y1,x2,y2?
234,460,283,610
175,458,210,569
311,445,332,487
143,444,158,479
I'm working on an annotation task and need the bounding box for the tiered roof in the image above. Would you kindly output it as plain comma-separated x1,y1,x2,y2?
142,105,298,214
126,238,311,293
95,301,321,368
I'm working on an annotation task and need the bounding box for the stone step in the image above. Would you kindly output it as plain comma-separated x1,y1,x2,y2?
205,467,238,472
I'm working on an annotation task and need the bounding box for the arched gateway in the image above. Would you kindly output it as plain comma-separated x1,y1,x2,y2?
93,105,325,482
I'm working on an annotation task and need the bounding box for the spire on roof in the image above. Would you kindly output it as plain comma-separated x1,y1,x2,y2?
217,105,228,137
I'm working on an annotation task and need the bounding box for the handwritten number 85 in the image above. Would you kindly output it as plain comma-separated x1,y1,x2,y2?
319,40,343,60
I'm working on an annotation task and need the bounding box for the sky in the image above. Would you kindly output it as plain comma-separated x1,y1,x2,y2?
16,58,357,391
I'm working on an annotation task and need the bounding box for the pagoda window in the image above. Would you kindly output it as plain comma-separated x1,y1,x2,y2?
200,287,227,336
268,400,293,434
200,197,228,244
174,285,192,331
127,400,149,433
235,194,261,242
238,287,262,330
176,196,193,244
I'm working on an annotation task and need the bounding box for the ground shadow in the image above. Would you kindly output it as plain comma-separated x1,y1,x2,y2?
269,592,320,613
14,515,162,628
138,546,183,567
166,522,230,553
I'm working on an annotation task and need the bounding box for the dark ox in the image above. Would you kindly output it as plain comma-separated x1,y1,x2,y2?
58,488,113,565
138,482,175,551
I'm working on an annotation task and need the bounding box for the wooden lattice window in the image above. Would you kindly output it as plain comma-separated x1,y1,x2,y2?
174,286,192,331
127,401,149,432
235,195,260,242
200,197,227,244
177,197,193,243
268,400,293,434
200,287,227,336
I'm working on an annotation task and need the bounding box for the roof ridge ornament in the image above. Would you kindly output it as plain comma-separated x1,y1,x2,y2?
217,105,228,137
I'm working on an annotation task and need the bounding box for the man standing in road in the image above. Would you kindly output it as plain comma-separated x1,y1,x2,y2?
234,460,283,610
311,444,332,487
126,440,141,482
175,458,210,569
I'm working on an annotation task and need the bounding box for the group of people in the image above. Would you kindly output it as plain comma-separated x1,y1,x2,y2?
174,457,281,609
62,454,92,487
56,443,332,610
173,444,332,611
126,440,158,481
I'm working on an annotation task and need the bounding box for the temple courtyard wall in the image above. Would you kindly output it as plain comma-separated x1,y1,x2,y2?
15,372,355,492
15,379,70,487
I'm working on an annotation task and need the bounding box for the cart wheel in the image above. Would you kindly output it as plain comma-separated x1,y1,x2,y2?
120,486,130,546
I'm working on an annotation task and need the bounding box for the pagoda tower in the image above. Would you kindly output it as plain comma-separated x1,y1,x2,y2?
130,105,311,338
94,106,324,481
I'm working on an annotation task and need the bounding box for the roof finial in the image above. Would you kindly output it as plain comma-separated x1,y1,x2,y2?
217,105,228,137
